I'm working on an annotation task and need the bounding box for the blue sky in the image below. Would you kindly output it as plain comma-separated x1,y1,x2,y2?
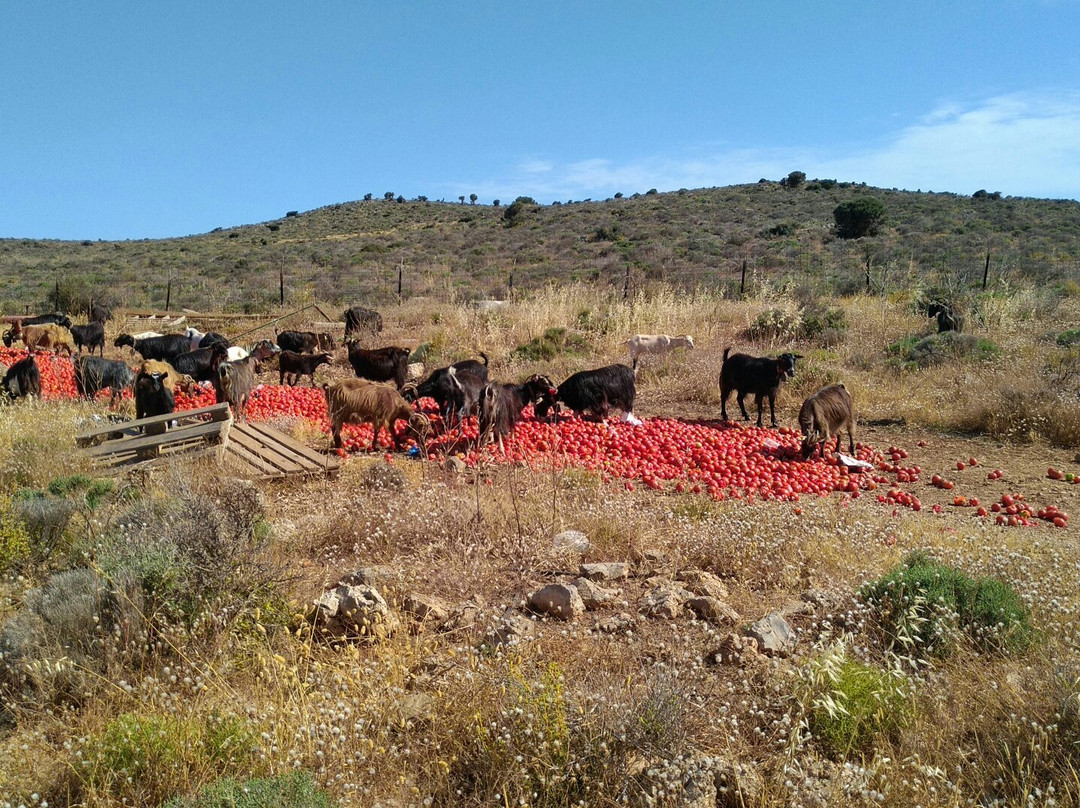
2,1,1079,241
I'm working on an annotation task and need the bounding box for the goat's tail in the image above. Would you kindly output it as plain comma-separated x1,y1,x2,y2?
478,351,489,366
722,346,732,362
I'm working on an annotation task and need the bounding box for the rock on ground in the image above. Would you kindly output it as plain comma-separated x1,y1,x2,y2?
528,584,585,621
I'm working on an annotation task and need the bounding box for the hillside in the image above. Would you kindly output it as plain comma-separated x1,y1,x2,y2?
2,181,1079,314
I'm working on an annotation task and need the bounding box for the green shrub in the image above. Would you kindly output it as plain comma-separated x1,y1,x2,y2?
1056,327,1080,347
0,569,148,705
833,197,886,238
799,644,913,759
512,327,588,361
888,332,1000,368
0,493,31,573
164,771,332,808
859,551,1035,656
81,711,258,806
747,308,801,341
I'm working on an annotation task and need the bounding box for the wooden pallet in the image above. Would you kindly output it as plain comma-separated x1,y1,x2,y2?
76,403,339,480
223,420,341,480
76,404,233,467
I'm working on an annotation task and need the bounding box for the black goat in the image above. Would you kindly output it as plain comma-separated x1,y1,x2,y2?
134,371,175,420
479,375,556,450
74,356,135,405
277,330,334,353
170,344,229,383
22,312,72,330
89,302,111,324
535,365,637,421
347,344,411,389
2,356,42,400
928,302,965,333
70,322,105,356
404,355,490,417
199,331,231,351
278,350,333,386
114,333,191,362
343,306,384,338
719,348,802,428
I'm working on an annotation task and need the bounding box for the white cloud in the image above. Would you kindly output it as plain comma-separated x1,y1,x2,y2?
465,91,1080,202
816,92,1080,198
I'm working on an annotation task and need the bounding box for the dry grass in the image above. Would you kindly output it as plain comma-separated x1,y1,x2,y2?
0,282,1079,806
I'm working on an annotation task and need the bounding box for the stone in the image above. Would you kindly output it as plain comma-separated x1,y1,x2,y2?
676,569,730,600
745,612,795,657
553,529,590,553
390,693,434,728
640,582,690,619
441,596,485,634
578,562,629,582
634,753,764,808
402,593,451,627
710,632,764,667
313,584,398,640
528,584,585,621
444,456,467,474
571,577,618,610
686,596,740,626
596,612,635,634
339,566,399,588
486,611,536,646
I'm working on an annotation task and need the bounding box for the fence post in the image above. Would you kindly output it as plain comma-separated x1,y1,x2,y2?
623,263,630,300
279,263,285,306
865,254,872,292
397,260,404,302
165,278,172,311
739,259,747,297
982,249,991,290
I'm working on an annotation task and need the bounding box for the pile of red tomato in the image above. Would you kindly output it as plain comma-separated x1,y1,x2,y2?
3,348,1074,525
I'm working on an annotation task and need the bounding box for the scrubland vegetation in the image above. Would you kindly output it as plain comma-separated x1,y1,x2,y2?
1,182,1079,806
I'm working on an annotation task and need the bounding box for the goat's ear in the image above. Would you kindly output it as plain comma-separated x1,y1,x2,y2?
793,354,804,360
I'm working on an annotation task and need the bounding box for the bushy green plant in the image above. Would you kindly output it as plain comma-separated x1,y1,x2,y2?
798,643,913,759
1056,327,1080,347
512,327,588,361
80,711,258,805
859,551,1035,656
888,332,1000,368
747,308,801,341
164,771,332,808
834,197,886,238
0,493,31,573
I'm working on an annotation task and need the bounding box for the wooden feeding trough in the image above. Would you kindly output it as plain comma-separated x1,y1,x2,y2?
76,403,340,480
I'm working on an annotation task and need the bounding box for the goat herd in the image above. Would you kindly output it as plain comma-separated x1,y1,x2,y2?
0,302,860,464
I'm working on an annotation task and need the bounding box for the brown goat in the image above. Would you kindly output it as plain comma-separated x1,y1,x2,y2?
138,360,196,395
323,378,430,450
20,323,75,355
218,355,259,419
798,383,855,460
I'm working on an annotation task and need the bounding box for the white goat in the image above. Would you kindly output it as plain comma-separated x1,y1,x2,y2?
626,334,695,369
184,326,206,351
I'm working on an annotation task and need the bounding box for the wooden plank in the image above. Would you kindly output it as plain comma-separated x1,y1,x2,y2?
76,404,230,444
225,442,291,478
85,420,227,459
227,426,308,475
239,421,339,469
222,440,289,478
